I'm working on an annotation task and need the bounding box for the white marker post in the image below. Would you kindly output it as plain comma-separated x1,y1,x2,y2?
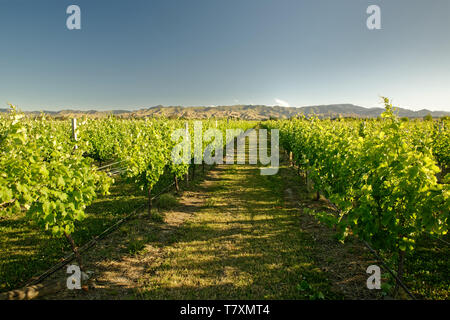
72,118,78,150
185,122,189,186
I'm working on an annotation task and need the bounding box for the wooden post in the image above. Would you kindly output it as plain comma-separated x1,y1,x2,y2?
393,250,406,298
72,118,78,150
174,175,179,193
306,169,311,192
148,186,152,215
185,122,190,186
63,232,83,272
71,118,77,140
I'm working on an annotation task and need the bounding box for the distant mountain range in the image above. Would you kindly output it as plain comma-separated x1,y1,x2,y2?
1,104,449,120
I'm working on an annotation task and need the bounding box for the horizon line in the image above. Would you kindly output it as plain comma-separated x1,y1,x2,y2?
2,103,450,114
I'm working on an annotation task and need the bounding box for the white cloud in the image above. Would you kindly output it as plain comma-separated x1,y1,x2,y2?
274,98,290,108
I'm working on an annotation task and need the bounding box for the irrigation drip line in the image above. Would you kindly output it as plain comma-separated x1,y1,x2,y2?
15,135,245,292
151,181,176,201
23,181,176,288
24,203,145,287
362,241,416,300
95,160,126,171
107,169,127,176
323,206,416,299
290,157,417,300
427,233,450,246
101,166,128,175
300,195,417,300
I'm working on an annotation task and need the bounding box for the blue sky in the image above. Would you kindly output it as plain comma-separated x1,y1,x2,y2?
0,0,449,111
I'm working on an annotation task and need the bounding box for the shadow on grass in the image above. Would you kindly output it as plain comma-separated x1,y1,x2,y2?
68,164,339,300
0,169,183,293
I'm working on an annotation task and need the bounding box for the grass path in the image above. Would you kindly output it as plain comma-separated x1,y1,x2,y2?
43,150,382,300
137,164,337,299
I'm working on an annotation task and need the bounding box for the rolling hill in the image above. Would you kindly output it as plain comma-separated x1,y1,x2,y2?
1,104,449,119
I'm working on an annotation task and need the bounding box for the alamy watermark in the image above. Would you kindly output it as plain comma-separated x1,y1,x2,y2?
367,5,381,30
66,264,81,290
66,5,81,30
66,5,381,31
366,265,381,289
171,122,279,175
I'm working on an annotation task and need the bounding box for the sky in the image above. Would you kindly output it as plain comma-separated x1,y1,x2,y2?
0,0,449,112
